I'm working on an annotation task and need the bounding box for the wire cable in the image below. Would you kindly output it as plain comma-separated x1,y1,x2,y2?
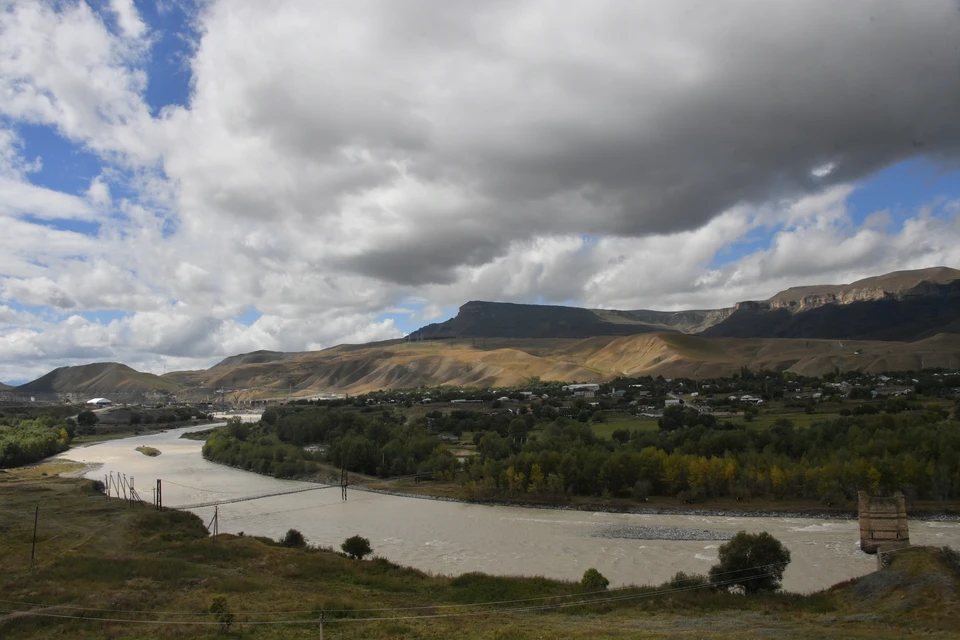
0,572,778,625
0,562,787,618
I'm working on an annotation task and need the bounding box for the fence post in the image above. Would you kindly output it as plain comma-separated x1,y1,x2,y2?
30,504,39,572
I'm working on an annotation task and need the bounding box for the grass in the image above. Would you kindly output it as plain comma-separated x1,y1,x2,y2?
591,417,659,440
1,469,958,638
728,411,837,430
135,446,162,457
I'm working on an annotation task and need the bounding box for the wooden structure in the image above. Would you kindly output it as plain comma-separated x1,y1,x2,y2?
858,491,909,554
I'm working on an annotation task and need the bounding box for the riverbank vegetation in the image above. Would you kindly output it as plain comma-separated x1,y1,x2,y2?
1,469,958,639
202,395,960,512
0,414,75,468
135,446,161,457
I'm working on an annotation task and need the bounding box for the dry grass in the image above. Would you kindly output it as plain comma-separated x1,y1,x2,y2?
1,470,957,639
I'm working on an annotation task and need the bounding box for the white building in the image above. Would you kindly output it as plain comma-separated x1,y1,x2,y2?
86,398,112,407
563,383,600,398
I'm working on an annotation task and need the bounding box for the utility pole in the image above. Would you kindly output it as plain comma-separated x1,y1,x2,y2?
30,504,38,572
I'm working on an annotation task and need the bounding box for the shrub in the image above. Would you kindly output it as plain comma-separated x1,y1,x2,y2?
76,410,98,426
341,535,373,560
580,568,609,591
666,571,710,590
280,528,307,548
208,596,234,633
709,531,791,594
90,479,105,494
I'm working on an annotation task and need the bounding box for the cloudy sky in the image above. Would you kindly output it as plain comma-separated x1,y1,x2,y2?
1,0,960,383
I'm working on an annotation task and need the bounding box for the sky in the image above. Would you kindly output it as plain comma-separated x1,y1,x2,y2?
2,0,960,384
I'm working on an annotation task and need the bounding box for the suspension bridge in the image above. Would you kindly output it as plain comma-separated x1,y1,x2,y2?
171,483,338,510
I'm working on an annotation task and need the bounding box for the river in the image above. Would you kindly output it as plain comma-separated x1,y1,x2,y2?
56,425,960,592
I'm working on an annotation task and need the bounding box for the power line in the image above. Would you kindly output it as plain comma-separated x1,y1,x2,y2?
0,562,786,614
0,563,787,619
0,572,779,625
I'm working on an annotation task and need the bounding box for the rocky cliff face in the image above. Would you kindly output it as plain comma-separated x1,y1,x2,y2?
703,278,960,342
410,267,960,342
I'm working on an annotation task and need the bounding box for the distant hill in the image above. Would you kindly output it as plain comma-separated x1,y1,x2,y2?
410,301,729,340
13,267,960,397
211,350,299,369
766,266,960,309
412,267,960,343
0,382,11,391
160,332,960,397
15,331,960,400
703,274,960,341
17,362,181,396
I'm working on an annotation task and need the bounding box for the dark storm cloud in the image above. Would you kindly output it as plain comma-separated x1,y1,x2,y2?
183,0,960,285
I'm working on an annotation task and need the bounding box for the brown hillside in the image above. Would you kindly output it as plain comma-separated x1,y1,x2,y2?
169,332,960,398
767,266,960,306
17,362,181,395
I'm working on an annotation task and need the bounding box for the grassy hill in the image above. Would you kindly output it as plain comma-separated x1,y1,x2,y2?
164,332,960,397
0,467,957,639
15,332,960,400
16,363,182,396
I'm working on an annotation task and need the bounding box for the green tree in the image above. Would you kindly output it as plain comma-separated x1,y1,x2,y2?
581,568,609,591
77,410,98,429
280,528,306,548
709,531,791,594
341,535,373,560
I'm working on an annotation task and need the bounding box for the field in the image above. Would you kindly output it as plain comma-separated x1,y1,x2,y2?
591,409,835,439
1,462,958,639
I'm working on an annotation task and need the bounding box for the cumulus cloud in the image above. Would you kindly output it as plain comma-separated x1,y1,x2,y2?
158,0,960,286
2,0,960,382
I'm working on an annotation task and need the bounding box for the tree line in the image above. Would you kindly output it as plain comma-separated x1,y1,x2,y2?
0,414,75,468
203,406,454,479
462,411,960,503
202,403,960,505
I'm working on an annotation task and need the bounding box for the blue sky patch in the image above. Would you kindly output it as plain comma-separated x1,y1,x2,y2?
13,122,104,196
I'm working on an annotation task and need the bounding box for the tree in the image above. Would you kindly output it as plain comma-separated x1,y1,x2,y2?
341,535,373,560
76,410,98,428
280,528,307,548
709,531,791,594
208,596,234,633
581,568,609,591
508,418,529,443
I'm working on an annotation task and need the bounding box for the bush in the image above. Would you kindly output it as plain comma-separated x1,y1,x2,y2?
341,535,373,560
280,528,307,548
208,596,234,633
90,479,105,494
580,567,609,591
76,410,98,426
709,531,791,594
666,571,710,590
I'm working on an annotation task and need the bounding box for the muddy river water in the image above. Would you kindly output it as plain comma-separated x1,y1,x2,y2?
57,424,960,592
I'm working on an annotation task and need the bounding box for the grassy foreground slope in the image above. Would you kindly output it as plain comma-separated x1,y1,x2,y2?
1,465,958,639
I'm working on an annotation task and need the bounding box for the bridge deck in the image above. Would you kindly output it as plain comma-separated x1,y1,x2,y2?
172,483,337,509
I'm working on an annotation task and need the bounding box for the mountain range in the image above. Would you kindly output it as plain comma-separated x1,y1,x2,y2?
412,267,960,341
7,266,960,398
